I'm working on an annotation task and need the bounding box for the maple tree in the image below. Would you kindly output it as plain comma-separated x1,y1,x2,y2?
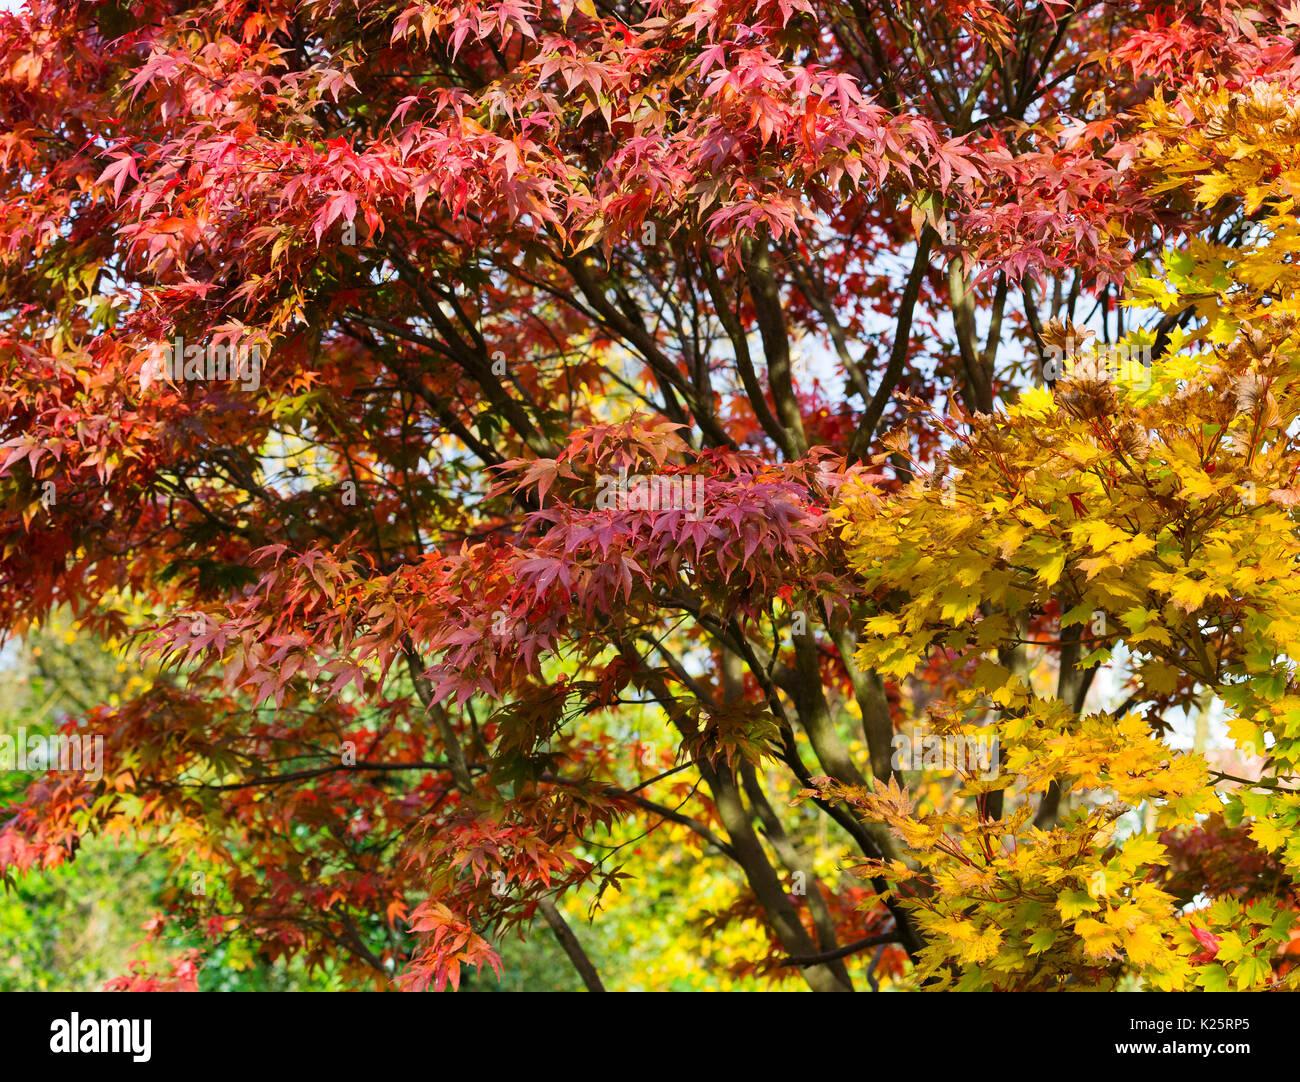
1,0,1299,992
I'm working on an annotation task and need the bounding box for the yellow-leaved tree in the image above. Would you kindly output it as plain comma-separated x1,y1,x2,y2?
826,77,1300,991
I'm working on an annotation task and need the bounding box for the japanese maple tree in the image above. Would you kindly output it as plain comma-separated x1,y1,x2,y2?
1,0,1298,991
